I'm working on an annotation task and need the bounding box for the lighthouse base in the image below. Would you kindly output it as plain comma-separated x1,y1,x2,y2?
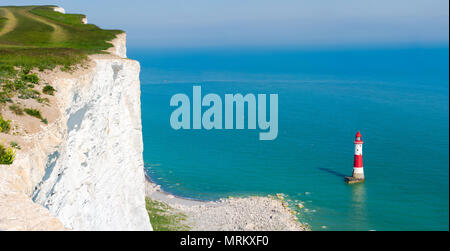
344,176,365,184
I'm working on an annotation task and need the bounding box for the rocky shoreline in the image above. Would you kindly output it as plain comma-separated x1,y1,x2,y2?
145,175,308,231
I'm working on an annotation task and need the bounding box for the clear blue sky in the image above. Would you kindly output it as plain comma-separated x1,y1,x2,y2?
3,0,449,48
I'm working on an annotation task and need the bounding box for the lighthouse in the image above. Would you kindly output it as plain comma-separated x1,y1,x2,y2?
345,131,365,184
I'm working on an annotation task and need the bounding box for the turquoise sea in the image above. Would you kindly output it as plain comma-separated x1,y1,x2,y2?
130,47,449,231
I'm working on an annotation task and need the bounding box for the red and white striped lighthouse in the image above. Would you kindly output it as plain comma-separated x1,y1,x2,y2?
352,131,364,180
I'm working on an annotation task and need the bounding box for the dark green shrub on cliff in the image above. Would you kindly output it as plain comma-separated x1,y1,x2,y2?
18,88,40,99
24,108,47,124
24,108,43,119
13,79,26,91
0,143,15,165
0,65,16,78
21,73,39,84
0,92,12,103
0,115,11,133
21,66,31,75
36,97,50,104
9,104,24,115
42,84,56,95
10,141,21,150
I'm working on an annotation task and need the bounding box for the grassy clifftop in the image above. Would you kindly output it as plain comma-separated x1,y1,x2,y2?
0,5,123,72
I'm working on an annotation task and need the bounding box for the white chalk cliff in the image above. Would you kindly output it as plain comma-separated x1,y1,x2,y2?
0,32,152,230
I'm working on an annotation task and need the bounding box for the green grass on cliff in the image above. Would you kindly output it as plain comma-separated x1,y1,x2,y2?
0,5,122,72
0,5,122,165
145,197,190,231
0,17,6,32
0,142,15,165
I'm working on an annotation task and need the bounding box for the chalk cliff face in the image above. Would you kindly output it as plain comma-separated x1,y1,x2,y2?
0,33,152,230
32,54,151,230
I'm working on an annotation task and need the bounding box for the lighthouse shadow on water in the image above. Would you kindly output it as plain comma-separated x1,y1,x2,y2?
318,167,347,178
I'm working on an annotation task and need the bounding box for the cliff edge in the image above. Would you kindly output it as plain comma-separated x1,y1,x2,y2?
0,6,151,231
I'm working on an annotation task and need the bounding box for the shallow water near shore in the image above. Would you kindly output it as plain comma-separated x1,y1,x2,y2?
131,47,449,231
